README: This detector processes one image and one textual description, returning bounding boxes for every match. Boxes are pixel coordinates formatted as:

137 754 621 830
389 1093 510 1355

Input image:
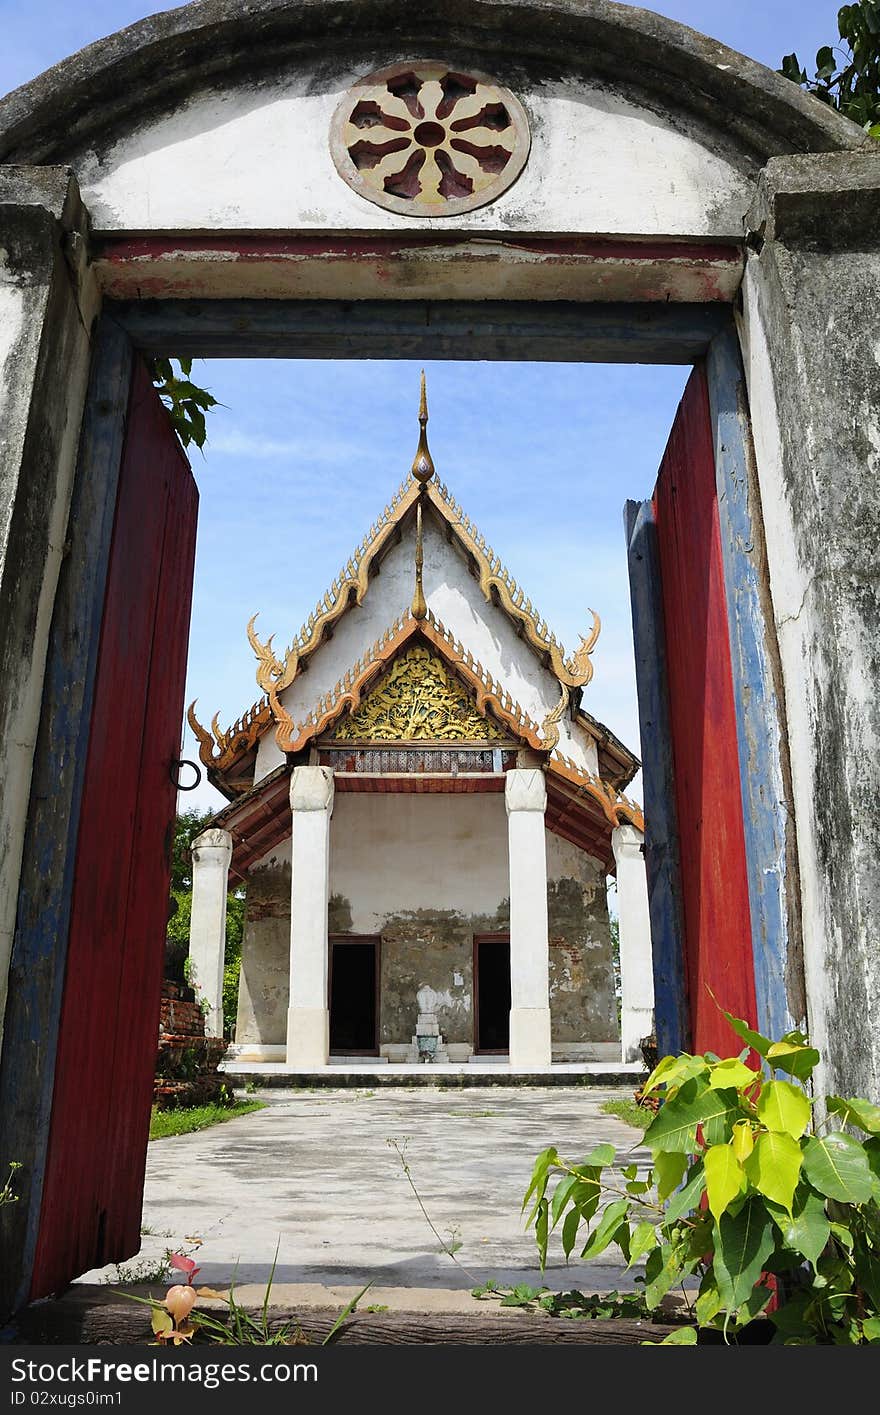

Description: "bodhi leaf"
535 1198 549 1271
704 1144 746 1222
549 1173 580 1229
701 1089 742 1146
522 1146 559 1219
663 1164 707 1225
642 1053 709 1096
644 1243 689 1309
767 1188 831 1269
561 1206 581 1261
827 1095 880 1136
576 1144 616 1170
627 1221 659 1268
757 1079 812 1139
802 1133 874 1204
695 1279 722 1327
744 1131 803 1213
643 1081 739 1154
712 1197 776 1314
579 1199 630 1261
731 1120 755 1163
862 1317 880 1343
721 1010 772 1058
766 1038 820 1081
653 1150 688 1201
708 1058 760 1092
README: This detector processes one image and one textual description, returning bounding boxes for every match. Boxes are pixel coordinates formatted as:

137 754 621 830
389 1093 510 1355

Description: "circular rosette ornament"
330 62 530 217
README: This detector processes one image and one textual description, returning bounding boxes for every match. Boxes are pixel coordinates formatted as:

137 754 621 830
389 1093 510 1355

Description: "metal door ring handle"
171 759 202 791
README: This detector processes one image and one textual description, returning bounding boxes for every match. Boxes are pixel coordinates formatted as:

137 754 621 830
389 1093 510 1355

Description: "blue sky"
2 2 844 814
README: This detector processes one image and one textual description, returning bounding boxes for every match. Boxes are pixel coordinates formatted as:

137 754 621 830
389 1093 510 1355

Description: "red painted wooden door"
653 364 756 1056
31 360 198 1298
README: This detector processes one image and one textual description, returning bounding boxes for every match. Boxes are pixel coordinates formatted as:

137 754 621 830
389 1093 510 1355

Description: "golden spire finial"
411 369 435 485
411 499 427 620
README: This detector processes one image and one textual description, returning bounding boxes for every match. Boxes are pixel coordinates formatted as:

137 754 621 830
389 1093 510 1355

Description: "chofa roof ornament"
330 61 531 217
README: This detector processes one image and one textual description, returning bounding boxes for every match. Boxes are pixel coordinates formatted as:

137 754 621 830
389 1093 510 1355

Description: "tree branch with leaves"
780 0 880 137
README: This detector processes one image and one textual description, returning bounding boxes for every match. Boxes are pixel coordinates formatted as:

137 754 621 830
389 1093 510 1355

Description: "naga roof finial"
410 369 435 485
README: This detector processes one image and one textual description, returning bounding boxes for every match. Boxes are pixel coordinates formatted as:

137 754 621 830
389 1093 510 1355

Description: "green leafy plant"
149 358 218 449
780 1 880 137
525 1012 880 1344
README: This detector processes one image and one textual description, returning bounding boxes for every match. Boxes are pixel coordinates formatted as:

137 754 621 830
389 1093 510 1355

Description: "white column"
287 765 335 1068
612 823 655 1062
188 827 233 1038
505 769 552 1068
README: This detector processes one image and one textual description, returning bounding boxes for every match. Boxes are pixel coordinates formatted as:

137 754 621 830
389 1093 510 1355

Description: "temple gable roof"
189 376 640 814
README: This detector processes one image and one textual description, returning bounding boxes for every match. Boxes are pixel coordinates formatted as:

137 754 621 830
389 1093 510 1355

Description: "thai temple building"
187 379 653 1070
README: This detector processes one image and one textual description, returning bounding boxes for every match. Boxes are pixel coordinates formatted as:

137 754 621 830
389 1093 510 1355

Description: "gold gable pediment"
330 644 509 744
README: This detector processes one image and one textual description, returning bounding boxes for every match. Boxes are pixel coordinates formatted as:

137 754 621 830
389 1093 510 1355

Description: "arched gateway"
0 0 877 1314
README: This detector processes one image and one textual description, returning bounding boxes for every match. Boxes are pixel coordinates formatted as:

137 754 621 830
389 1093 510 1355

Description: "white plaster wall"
75 63 751 236
329 793 508 931
245 791 604 930
254 509 600 782
254 797 599 892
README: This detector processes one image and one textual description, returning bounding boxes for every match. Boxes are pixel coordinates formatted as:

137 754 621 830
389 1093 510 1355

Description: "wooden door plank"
706 329 803 1040
653 365 757 1056
104 440 197 1256
624 498 689 1054
0 319 132 1315
30 360 196 1298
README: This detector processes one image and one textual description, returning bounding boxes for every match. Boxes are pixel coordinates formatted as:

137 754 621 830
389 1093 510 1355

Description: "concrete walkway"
80 1087 650 1303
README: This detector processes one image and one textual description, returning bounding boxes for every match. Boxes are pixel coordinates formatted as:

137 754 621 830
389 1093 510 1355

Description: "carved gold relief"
332 644 509 743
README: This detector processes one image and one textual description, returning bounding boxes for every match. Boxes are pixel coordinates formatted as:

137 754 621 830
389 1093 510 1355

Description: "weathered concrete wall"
236 844 291 1047
255 513 600 784
0 169 96 1041
1 0 864 245
739 154 880 1099
547 835 616 1045
236 791 616 1050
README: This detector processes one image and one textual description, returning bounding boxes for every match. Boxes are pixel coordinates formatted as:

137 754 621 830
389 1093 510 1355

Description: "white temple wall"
72 60 752 238
234 790 616 1053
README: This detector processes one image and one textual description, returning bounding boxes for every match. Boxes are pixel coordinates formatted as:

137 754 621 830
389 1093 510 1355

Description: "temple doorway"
474 935 511 1055
329 937 379 1056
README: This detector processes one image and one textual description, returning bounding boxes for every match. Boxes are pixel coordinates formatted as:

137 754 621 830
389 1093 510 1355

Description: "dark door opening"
474 934 511 1054
329 937 379 1055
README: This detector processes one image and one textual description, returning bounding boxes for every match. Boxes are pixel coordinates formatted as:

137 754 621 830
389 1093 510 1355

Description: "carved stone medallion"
330 62 530 217
331 645 508 742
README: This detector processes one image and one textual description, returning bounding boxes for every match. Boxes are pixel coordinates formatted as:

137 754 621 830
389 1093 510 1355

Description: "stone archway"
0 0 877 1313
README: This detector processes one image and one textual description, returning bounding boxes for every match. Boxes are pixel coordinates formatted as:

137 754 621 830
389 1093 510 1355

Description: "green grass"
600 1098 651 1129
149 1099 265 1141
